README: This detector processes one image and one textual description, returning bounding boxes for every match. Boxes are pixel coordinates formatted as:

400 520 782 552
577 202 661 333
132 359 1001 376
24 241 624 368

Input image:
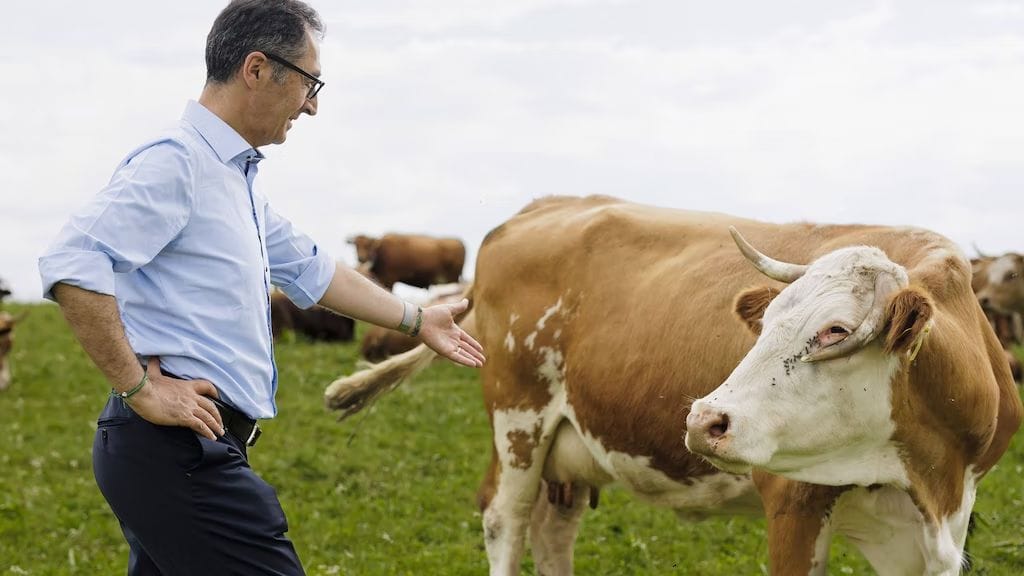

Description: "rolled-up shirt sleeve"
264 204 334 309
39 139 193 301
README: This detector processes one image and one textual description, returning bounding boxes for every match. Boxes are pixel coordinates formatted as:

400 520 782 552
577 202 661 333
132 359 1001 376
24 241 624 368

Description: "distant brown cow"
360 284 468 362
0 311 27 391
347 234 465 291
972 254 1024 382
270 291 354 342
973 253 1024 314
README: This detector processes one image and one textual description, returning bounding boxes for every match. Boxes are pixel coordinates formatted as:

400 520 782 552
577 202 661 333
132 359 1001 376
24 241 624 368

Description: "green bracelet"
112 373 149 401
409 307 423 337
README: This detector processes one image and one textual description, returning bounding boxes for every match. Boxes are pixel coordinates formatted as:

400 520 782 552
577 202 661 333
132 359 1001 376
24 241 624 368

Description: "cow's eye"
816 325 850 347
1007 271 1019 282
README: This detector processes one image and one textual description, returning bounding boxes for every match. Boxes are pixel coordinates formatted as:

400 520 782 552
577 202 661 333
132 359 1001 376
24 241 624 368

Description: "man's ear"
734 286 779 335
241 51 268 88
883 287 933 354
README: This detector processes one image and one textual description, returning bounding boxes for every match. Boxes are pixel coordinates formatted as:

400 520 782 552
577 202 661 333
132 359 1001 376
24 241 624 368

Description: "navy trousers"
93 396 305 575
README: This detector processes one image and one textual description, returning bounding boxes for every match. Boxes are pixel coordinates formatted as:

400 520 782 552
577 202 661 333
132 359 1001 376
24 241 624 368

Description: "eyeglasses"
262 51 324 100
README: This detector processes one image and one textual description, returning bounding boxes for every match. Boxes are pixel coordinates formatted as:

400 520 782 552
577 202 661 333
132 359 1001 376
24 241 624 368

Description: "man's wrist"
397 300 416 334
112 372 149 401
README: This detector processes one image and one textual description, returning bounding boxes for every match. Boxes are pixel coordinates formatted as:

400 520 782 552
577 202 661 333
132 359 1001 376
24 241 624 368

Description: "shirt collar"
182 100 263 165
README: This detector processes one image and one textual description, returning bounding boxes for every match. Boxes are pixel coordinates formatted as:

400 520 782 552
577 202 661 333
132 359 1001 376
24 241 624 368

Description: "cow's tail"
324 284 477 421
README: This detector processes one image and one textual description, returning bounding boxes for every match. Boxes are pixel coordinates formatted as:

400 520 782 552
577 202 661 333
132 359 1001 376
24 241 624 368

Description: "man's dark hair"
205 0 324 84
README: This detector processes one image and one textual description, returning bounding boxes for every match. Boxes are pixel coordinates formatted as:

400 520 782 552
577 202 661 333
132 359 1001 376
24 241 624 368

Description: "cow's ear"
882 287 933 354
734 286 779 335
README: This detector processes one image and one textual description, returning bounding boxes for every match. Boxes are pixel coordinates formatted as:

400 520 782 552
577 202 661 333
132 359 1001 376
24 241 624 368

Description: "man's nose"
302 95 318 116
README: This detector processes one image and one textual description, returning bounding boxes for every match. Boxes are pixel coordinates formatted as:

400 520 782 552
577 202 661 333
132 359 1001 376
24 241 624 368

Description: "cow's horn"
800 271 901 363
729 226 808 283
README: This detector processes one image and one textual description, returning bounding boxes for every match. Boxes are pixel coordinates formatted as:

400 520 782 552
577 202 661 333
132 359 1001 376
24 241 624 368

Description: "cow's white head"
975 253 1024 315
685 228 933 486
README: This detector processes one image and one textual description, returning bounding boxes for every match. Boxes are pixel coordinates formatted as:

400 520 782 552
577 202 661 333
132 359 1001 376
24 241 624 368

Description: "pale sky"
2 0 1023 302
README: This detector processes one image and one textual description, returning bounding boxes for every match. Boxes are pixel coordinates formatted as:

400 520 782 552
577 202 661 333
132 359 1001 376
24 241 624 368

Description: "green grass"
2 302 1023 575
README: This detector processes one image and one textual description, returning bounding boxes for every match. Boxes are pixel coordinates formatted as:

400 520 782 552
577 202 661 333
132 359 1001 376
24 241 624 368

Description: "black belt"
210 397 262 447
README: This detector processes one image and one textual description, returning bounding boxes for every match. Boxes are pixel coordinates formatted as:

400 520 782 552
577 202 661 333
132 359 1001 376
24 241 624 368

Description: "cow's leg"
479 408 561 576
756 473 843 576
529 480 590 576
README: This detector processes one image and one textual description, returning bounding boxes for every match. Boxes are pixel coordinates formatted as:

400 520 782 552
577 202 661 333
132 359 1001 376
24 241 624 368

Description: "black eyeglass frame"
262 51 324 100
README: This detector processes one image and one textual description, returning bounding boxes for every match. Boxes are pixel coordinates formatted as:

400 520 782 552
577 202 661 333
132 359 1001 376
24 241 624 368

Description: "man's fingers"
447 298 470 315
458 333 486 364
461 347 485 366
191 416 218 441
461 333 485 354
194 406 223 438
197 396 224 433
467 347 486 365
452 340 484 367
193 379 220 399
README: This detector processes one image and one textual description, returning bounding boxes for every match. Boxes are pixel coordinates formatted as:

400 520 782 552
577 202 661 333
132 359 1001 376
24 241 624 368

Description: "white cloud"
1 1 1022 301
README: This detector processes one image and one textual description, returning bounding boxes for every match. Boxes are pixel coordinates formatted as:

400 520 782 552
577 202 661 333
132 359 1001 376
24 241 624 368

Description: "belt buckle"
246 422 262 447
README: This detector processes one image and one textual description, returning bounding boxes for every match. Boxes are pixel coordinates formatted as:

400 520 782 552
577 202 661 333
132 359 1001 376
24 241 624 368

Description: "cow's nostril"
708 413 729 438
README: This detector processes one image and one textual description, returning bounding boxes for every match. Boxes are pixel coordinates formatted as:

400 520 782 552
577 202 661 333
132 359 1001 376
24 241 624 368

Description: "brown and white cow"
0 310 27 391
270 291 354 342
326 196 1021 575
972 253 1024 315
346 233 466 291
971 254 1024 382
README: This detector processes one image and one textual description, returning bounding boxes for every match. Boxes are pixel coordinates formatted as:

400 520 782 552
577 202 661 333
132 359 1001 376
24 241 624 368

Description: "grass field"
2 302 1023 575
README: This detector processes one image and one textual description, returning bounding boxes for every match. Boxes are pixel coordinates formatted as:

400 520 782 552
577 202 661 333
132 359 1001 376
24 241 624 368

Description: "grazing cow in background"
360 283 468 362
0 279 11 302
0 311 27 391
326 195 1021 575
971 255 1023 382
270 291 354 342
972 253 1024 314
347 233 466 291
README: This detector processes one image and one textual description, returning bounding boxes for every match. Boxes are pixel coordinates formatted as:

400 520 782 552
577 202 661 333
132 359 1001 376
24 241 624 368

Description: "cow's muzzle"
684 404 731 456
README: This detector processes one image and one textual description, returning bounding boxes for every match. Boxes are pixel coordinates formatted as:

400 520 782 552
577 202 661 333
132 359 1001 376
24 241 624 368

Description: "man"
38 1 484 573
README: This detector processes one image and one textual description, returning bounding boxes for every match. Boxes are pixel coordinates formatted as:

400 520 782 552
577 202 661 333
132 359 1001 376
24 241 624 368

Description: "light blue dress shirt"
39 100 336 419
